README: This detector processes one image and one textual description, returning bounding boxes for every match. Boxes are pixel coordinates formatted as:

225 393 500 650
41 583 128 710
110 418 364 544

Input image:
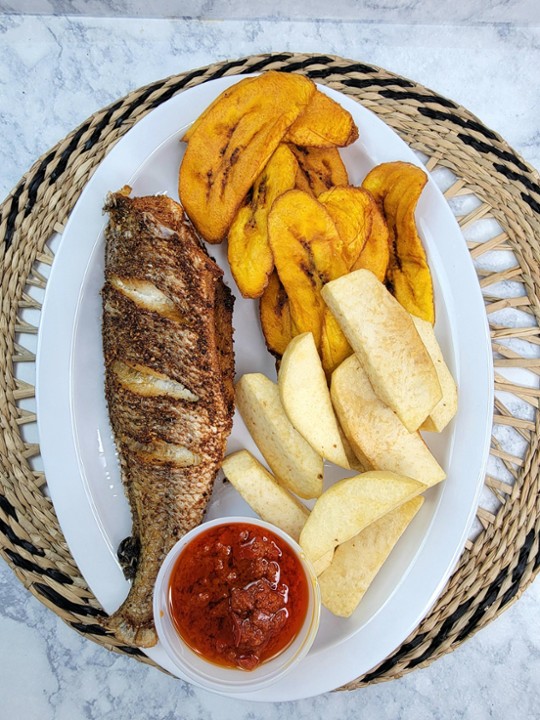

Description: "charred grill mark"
244 176 268 229
244 186 254 206
389 222 402 272
219 119 241 156
214 117 244 199
256 176 268 206
205 169 214 202
276 282 289 316
320 160 333 189
220 145 243 199
229 146 241 166
295 155 316 193
297 236 325 289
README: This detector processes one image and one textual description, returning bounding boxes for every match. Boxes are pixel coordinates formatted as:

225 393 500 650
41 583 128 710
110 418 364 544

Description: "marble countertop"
1 11 539 720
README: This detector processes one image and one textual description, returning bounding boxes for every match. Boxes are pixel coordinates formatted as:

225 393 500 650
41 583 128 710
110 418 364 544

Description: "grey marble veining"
1 0 539 23
1 16 539 198
1 12 539 720
1 558 539 719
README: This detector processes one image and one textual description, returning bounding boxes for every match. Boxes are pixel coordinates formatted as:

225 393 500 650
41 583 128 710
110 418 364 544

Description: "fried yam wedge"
331 354 446 487
221 451 309 542
321 269 441 432
278 332 349 468
362 161 434 322
299 470 424 566
412 315 458 432
268 189 348 354
179 72 316 243
228 145 298 298
291 145 349 197
285 90 359 147
235 373 324 499
319 497 423 617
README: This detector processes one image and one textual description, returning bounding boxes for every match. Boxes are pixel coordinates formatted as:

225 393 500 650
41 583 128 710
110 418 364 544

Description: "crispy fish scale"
319 186 374 270
284 90 359 147
228 144 298 298
268 189 349 362
291 145 349 197
362 161 434 323
105 456 221 647
101 192 234 647
259 271 297 358
178 71 316 243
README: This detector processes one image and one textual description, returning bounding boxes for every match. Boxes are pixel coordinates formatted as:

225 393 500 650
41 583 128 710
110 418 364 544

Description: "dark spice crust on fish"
100 190 234 647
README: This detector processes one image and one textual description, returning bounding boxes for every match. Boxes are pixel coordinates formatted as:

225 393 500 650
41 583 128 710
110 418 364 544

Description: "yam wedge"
299 470 424 565
319 497 424 617
331 354 446 487
321 269 441 432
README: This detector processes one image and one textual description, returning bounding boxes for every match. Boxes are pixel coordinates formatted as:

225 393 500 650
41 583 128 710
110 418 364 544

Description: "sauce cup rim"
153 516 321 694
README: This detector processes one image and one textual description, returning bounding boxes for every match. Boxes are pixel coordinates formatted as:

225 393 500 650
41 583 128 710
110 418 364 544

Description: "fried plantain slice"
259 271 296 358
228 145 298 298
285 90 359 148
321 308 353 375
350 194 390 282
181 76 260 144
179 71 316 243
291 145 349 197
319 186 373 270
268 189 348 357
362 161 433 323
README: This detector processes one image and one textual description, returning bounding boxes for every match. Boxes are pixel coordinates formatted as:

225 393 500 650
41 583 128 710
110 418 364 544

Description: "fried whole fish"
101 189 234 647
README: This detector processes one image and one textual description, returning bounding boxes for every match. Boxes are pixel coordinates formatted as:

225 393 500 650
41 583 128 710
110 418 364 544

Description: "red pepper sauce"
168 522 310 671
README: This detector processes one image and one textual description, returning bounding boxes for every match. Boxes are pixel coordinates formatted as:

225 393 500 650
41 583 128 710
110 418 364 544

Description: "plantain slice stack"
179 71 316 243
179 71 434 372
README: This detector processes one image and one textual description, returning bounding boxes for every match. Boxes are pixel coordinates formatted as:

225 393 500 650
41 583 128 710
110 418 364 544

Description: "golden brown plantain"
227 145 298 298
291 145 349 197
362 161 433 322
284 90 359 147
267 189 350 372
179 72 316 243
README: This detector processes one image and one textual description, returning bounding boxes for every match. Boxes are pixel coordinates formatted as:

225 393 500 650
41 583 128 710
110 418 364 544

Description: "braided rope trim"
1 53 539 688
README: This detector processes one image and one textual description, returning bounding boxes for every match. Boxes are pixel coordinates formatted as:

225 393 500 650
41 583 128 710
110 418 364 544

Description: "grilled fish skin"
101 190 234 647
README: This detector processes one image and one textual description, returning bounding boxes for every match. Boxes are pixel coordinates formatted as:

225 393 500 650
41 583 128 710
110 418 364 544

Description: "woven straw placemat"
1 53 539 689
